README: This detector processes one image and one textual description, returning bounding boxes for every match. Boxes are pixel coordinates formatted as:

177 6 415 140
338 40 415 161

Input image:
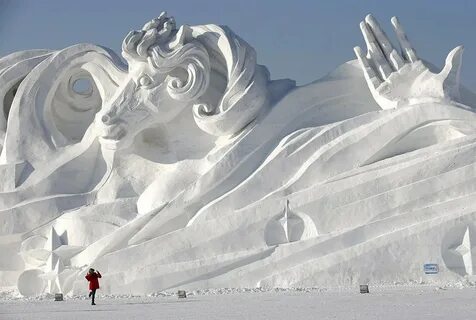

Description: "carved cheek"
125 91 142 111
122 105 150 125
142 88 163 113
105 80 136 115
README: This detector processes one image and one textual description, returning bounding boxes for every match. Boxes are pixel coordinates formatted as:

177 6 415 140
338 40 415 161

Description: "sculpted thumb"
439 45 463 100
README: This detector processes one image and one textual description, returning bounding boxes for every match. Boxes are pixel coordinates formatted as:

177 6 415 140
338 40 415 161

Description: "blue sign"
424 263 439 274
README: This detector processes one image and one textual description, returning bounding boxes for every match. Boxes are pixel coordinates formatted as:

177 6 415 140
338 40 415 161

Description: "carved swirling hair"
121 12 270 136
122 12 210 103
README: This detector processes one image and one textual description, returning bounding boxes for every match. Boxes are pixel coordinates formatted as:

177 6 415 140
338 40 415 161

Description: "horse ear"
169 25 189 48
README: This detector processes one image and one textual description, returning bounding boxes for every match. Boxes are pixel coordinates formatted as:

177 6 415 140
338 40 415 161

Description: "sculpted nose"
100 89 129 126
100 109 118 125
101 114 112 125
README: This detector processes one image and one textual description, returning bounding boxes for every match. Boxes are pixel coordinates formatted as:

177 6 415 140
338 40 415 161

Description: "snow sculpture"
98 11 276 151
1 12 476 296
442 225 476 276
16 269 46 297
354 15 463 109
265 200 318 245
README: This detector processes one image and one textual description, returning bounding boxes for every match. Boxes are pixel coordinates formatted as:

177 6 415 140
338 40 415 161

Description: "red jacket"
85 271 101 290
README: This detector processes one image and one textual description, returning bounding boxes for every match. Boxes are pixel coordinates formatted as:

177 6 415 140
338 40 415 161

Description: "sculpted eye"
138 74 153 88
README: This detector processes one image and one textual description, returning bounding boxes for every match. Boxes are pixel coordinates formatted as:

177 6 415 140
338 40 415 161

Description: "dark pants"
89 289 97 304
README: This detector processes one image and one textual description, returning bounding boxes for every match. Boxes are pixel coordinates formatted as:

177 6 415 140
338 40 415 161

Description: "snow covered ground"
1 286 476 320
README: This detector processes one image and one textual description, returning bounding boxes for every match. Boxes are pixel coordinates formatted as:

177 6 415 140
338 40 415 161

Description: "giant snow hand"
354 14 463 109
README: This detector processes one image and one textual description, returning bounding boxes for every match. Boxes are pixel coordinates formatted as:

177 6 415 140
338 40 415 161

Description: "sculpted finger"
354 46 382 89
365 14 404 70
391 16 418 63
360 21 392 79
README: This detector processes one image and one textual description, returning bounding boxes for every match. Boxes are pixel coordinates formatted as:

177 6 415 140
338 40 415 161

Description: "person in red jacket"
85 268 101 305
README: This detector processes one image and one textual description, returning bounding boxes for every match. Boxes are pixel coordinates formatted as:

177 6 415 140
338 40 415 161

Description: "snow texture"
1 12 476 297
1 286 476 320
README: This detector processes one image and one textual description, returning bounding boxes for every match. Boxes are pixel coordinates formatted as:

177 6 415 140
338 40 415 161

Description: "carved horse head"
97 12 270 150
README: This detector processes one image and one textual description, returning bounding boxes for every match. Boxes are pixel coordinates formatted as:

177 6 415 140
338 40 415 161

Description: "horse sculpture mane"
119 12 273 136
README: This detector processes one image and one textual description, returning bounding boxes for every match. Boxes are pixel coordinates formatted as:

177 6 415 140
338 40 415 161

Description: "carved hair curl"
122 12 210 102
121 12 270 136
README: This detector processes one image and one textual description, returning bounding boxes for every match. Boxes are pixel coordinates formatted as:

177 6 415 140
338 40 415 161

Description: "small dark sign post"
360 284 369 294
54 293 64 301
177 290 187 298
424 264 439 274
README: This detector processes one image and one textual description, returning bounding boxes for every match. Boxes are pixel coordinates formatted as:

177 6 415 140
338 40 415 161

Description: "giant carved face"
96 12 210 150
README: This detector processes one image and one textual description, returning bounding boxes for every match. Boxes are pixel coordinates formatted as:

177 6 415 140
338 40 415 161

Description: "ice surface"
0 12 476 297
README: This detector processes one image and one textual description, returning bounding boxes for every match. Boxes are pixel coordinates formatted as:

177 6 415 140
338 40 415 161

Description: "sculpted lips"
100 123 126 141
